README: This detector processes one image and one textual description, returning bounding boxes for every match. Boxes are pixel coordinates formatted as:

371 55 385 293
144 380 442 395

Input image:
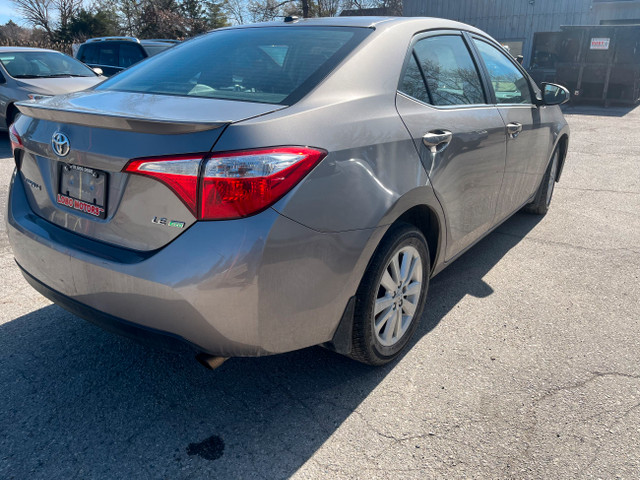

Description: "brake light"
123 147 326 220
200 147 326 219
9 124 22 155
124 155 200 215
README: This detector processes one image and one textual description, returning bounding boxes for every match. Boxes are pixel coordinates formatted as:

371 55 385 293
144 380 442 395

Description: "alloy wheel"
373 245 423 347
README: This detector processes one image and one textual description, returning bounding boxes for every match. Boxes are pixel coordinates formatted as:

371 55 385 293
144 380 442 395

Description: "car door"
471 37 551 223
396 32 507 261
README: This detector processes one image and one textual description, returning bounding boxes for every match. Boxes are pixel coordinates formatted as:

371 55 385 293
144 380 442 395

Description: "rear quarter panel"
217 95 431 232
214 23 446 233
537 103 570 180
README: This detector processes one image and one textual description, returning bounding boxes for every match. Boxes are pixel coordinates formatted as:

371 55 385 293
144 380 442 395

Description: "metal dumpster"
529 25 640 105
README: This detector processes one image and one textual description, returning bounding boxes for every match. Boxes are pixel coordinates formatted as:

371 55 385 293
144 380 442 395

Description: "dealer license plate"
57 164 108 219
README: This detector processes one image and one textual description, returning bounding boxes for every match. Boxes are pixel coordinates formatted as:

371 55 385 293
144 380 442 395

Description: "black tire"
523 148 560 215
349 223 430 366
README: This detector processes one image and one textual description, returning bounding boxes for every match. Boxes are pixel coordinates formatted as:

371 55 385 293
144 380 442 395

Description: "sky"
0 0 24 25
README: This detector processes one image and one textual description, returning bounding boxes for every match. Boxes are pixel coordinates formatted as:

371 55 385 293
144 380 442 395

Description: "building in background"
402 0 640 68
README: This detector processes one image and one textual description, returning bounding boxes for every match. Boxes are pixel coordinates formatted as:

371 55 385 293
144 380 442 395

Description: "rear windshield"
96 26 371 105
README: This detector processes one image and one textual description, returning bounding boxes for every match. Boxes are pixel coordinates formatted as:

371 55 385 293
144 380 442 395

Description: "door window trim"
397 30 490 110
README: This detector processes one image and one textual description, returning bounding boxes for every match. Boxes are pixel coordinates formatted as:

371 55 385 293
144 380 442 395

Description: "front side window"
97 27 370 105
412 35 486 106
473 39 532 104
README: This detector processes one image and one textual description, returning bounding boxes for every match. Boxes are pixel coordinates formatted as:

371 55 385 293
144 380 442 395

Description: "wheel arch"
325 193 446 356
554 131 570 182
393 205 441 275
5 102 19 129
378 185 446 273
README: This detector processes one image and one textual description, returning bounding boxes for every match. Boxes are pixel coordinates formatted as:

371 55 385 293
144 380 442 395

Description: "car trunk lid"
14 91 284 251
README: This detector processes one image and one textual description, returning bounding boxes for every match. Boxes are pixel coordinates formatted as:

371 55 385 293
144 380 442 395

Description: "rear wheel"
523 148 559 215
349 223 430 366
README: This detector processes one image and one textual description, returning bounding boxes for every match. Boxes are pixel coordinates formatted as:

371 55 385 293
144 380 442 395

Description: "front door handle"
506 122 523 138
422 130 453 153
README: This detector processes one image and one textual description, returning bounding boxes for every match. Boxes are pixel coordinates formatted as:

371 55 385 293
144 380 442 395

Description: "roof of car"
0 46 60 53
222 16 486 34
82 37 179 45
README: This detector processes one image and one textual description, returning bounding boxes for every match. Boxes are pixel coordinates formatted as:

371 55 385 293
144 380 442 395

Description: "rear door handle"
422 130 453 153
506 122 523 138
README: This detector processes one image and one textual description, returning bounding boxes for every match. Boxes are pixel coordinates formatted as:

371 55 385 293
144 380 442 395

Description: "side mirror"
541 82 570 106
92 67 104 76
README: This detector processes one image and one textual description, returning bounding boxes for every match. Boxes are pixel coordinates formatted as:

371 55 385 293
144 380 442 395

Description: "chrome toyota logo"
51 132 70 157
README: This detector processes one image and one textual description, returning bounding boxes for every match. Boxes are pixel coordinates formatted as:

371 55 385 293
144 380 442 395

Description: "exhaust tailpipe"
196 354 228 370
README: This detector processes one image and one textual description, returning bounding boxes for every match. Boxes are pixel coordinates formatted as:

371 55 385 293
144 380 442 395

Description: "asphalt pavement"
1 105 639 479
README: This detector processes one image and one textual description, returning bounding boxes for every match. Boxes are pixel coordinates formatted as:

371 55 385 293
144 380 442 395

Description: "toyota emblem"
51 132 70 157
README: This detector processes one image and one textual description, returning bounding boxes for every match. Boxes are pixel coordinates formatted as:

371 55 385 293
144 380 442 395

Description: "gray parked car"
7 17 570 367
0 47 104 130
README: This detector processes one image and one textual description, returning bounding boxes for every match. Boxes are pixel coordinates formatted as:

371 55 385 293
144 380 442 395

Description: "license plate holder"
57 164 108 219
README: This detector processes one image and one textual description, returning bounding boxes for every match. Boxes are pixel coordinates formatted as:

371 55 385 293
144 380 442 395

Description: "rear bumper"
19 264 197 353
6 170 380 356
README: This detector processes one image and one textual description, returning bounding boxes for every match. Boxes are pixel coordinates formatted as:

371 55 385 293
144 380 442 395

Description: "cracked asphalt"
1 105 639 479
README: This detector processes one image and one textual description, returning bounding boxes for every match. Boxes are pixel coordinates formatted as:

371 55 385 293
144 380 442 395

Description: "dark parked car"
75 37 179 76
8 17 570 368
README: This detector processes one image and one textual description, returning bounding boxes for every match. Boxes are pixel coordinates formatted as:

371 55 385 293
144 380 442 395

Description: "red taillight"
200 147 327 219
123 147 326 220
9 124 22 155
124 155 201 215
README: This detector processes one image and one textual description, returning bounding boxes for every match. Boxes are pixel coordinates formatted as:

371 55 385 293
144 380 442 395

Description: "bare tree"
315 0 341 17
138 0 188 38
378 0 401 15
224 0 247 24
53 0 83 31
11 0 55 39
247 0 293 22
0 20 33 44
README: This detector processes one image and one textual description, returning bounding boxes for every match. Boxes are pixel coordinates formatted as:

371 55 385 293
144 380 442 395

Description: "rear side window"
79 44 99 64
399 53 431 104
403 35 485 106
96 27 371 105
473 39 532 104
119 43 145 68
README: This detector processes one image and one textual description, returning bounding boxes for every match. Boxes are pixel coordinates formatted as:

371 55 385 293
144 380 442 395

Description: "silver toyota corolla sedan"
7 17 570 367
0 47 104 130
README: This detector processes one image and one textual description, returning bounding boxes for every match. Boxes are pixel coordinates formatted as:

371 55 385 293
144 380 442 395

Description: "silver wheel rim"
546 152 558 206
373 245 423 347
